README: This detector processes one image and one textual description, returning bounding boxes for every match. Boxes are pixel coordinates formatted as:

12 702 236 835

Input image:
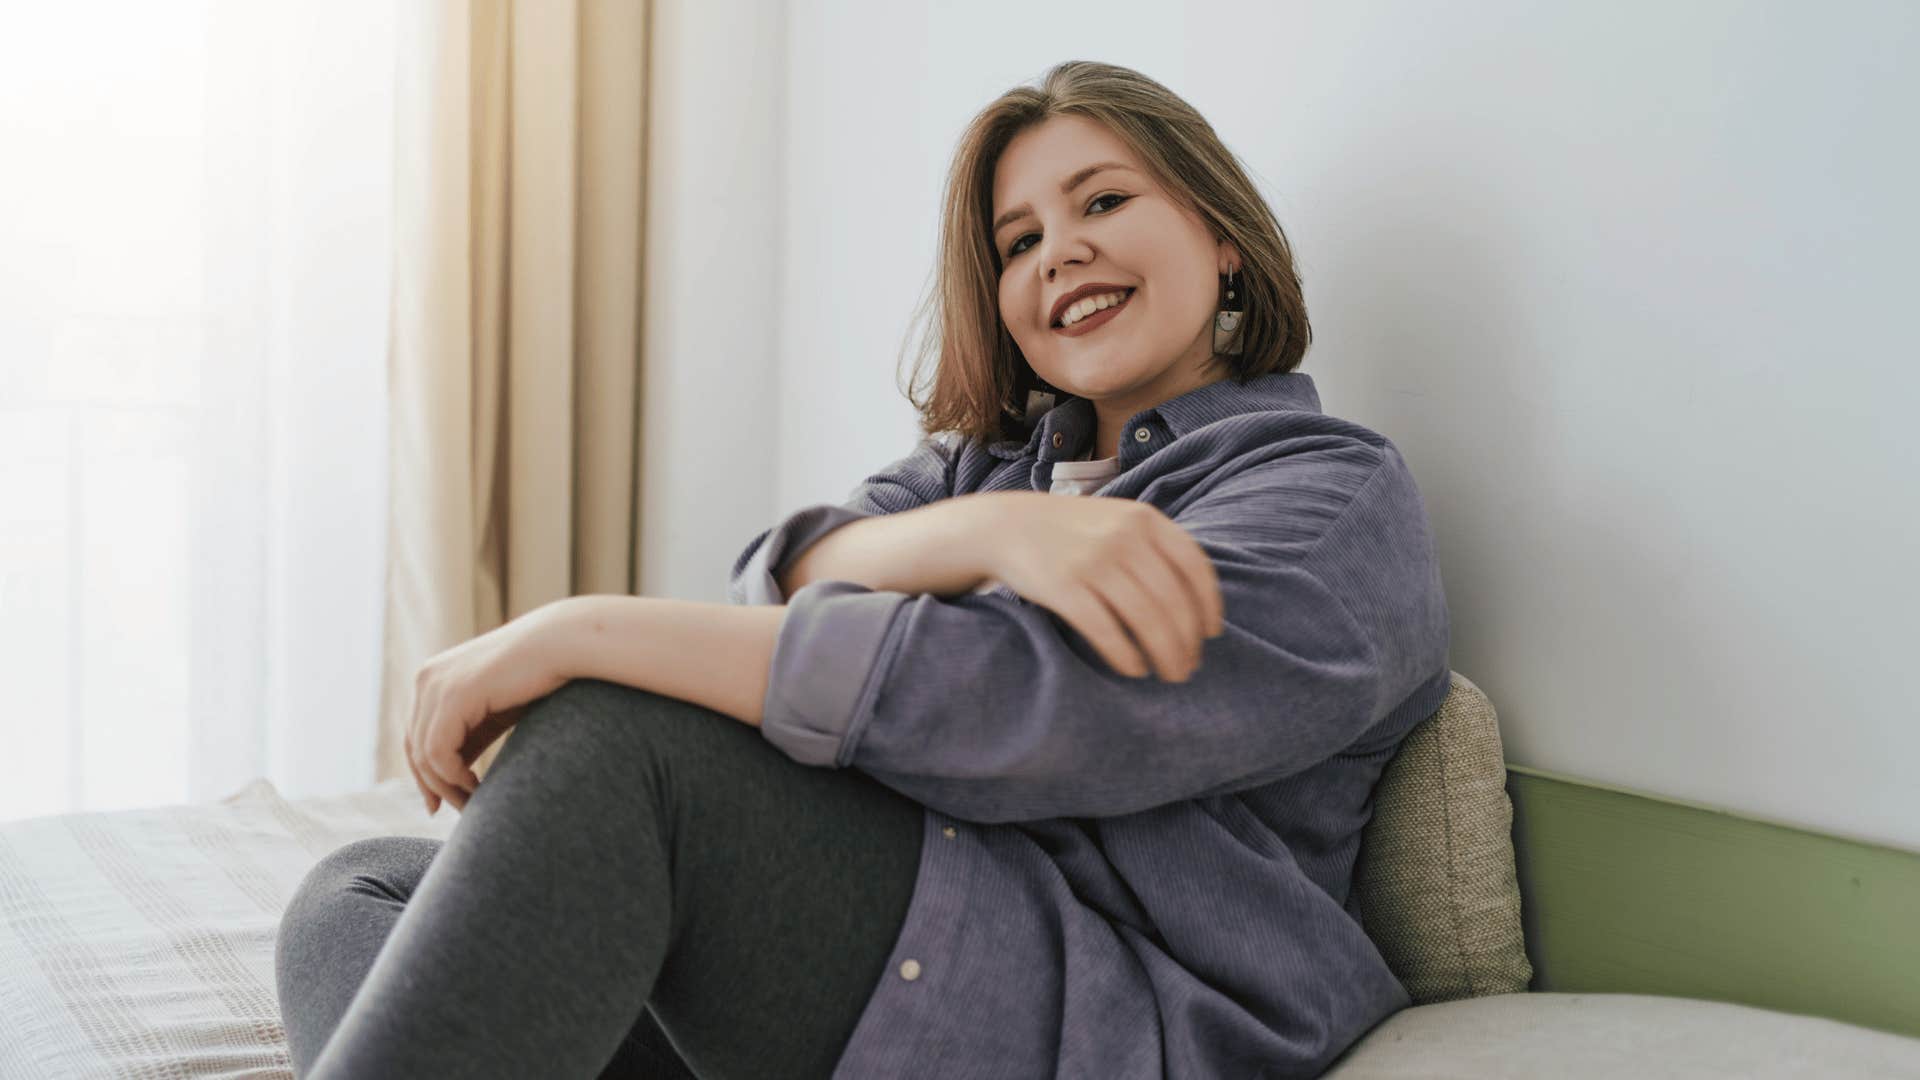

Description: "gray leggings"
273 678 926 1079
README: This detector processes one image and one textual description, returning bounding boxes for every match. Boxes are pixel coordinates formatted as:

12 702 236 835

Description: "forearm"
777 496 995 598
547 594 786 727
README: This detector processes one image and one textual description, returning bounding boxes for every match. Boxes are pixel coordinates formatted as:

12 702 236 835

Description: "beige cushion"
1325 992 1920 1078
1352 670 1533 1003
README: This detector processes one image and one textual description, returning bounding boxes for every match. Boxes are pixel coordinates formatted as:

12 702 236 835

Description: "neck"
1088 343 1227 460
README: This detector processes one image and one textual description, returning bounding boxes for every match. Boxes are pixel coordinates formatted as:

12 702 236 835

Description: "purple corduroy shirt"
727 370 1450 1078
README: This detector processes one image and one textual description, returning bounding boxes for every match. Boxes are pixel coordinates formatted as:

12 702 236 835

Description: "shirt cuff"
760 580 912 767
729 504 879 606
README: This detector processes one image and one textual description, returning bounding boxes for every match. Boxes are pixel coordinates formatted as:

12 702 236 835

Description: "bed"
5 672 1919 1078
0 777 455 1078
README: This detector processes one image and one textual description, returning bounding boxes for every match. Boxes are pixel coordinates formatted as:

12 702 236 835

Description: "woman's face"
992 114 1236 405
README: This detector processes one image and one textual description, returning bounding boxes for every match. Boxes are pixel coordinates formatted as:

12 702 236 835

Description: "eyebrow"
992 161 1138 238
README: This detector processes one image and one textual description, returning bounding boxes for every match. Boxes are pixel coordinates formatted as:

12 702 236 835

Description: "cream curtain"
380 0 651 785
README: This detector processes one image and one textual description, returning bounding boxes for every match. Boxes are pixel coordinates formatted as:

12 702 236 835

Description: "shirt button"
899 959 922 980
1051 432 1064 448
1134 427 1151 442
942 826 957 839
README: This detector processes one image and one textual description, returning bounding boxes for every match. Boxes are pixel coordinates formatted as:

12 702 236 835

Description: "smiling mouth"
1053 288 1136 334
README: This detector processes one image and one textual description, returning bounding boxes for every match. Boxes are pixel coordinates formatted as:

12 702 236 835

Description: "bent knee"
284 836 436 913
504 679 732 762
531 678 720 730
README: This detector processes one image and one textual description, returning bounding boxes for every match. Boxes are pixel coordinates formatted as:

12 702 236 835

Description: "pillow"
1352 670 1534 1003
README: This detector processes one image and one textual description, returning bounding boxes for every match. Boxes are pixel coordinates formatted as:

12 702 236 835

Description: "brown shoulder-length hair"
898 60 1313 448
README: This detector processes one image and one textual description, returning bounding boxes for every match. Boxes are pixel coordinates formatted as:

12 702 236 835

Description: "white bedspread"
0 778 456 1079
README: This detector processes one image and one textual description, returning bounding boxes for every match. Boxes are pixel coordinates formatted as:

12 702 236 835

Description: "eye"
1004 193 1131 259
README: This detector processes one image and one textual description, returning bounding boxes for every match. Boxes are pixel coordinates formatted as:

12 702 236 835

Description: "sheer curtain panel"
0 1 397 821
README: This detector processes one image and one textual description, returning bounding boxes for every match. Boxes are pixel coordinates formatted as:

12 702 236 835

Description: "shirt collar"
986 370 1323 470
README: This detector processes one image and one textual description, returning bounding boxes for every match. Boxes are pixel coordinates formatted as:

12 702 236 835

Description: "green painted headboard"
1505 763 1920 1039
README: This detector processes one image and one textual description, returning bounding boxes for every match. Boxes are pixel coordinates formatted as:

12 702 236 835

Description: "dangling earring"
1213 267 1245 356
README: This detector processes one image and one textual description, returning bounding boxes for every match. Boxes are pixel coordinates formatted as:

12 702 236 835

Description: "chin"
1070 357 1152 391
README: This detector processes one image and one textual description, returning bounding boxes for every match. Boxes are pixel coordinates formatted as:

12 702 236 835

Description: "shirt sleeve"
756 438 1452 824
726 433 957 606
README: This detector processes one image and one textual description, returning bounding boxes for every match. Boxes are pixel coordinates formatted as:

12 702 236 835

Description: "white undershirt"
1048 443 1122 496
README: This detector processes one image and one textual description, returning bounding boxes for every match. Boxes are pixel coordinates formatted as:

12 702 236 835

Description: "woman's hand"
977 492 1226 682
407 601 574 815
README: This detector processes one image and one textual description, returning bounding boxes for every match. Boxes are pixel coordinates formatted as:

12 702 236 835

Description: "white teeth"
1059 289 1129 328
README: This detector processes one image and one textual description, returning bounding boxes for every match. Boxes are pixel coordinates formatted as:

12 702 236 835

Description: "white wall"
658 1 1920 850
640 0 789 604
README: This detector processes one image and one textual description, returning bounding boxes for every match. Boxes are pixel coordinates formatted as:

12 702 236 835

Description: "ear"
1216 236 1242 276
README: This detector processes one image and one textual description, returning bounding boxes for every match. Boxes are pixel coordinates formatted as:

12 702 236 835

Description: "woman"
275 59 1450 1079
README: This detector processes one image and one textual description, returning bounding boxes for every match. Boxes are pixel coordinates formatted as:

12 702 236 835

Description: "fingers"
416 722 468 813
1057 588 1151 679
1151 517 1226 638
1118 545 1210 677
411 730 459 812
419 753 464 813
404 739 438 815
406 680 440 814
1088 559 1196 682
408 678 465 814
428 724 480 805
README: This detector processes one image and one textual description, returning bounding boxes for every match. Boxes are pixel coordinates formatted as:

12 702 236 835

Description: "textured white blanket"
0 778 457 1079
